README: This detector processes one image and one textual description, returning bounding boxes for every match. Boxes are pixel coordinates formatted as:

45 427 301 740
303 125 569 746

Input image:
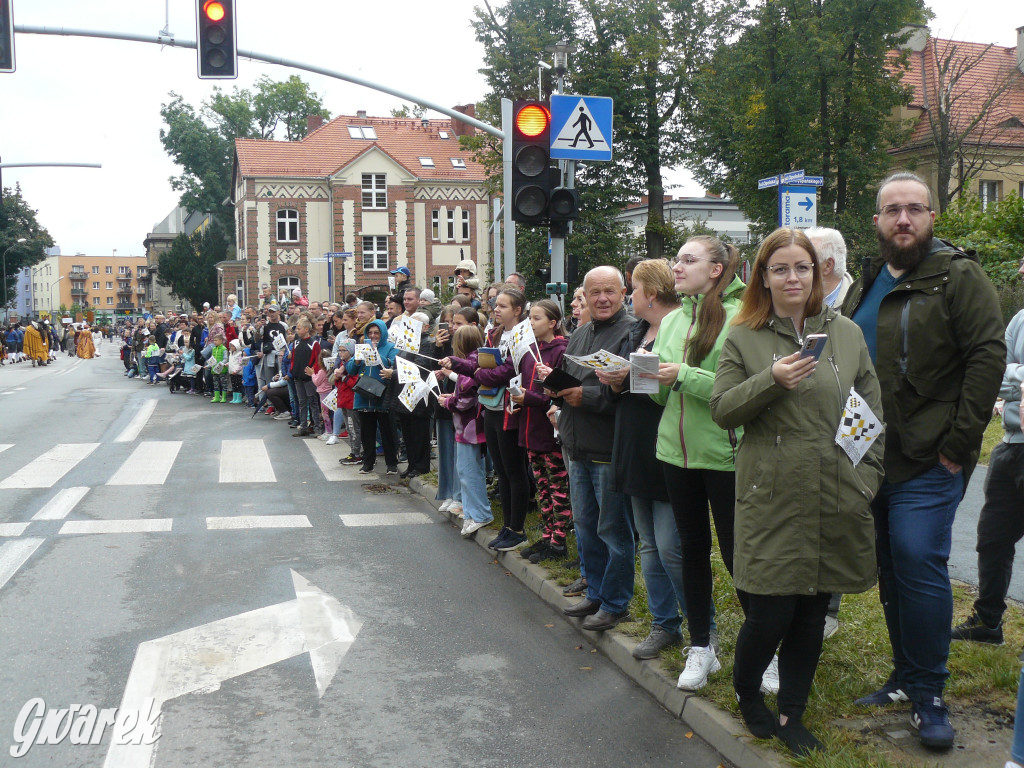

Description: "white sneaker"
273 412 291 420
760 655 780 696
823 615 839 640
462 519 488 537
438 499 453 512
325 434 338 445
676 645 721 691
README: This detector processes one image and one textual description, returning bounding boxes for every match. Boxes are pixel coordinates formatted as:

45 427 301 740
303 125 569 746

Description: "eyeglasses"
672 254 711 267
766 263 814 278
878 203 931 218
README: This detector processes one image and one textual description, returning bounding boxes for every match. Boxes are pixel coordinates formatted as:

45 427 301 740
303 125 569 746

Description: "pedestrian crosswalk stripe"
114 399 158 443
0 523 30 537
31 487 90 520
0 444 12 455
206 515 312 530
219 439 276 483
0 443 100 489
0 538 45 592
59 519 174 535
107 441 183 486
303 440 349 481
339 512 433 527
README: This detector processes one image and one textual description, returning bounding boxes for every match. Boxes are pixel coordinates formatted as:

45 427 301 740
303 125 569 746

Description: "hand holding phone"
799 333 828 362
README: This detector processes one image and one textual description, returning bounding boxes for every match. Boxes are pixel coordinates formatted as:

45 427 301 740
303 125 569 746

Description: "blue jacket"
242 346 258 387
346 319 397 411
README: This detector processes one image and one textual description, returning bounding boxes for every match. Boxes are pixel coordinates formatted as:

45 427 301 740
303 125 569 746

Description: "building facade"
889 25 1024 208
615 194 755 250
226 110 492 307
141 207 207 315
26 254 148 320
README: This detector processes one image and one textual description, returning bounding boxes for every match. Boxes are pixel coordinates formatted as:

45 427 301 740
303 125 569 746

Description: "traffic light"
196 0 237 79
511 100 552 224
548 186 579 236
0 0 14 74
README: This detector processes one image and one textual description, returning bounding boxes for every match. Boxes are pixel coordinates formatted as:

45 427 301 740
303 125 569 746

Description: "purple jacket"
444 374 485 444
447 327 520 430
517 335 568 452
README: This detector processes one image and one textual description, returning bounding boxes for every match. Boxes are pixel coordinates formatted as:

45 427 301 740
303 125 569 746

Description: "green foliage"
390 103 426 119
629 214 725 262
1 185 55 310
935 192 1024 287
687 0 926 259
471 0 739 260
159 76 329 214
156 221 230 311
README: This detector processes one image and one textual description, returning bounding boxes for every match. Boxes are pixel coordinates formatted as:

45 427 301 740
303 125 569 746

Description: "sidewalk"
406 472 1017 768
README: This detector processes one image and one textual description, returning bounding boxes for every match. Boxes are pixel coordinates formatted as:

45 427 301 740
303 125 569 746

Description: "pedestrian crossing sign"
550 94 614 161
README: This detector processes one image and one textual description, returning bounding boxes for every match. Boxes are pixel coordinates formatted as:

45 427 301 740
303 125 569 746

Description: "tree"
471 0 739 260
687 0 925 257
1 184 55 312
390 104 427 119
913 38 1020 213
159 76 330 214
156 221 229 311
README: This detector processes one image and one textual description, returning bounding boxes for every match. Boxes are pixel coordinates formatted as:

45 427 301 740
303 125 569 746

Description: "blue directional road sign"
758 175 780 190
550 94 614 161
778 185 817 229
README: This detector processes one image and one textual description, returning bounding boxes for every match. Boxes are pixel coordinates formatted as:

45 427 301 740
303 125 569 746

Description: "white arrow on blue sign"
778 184 817 229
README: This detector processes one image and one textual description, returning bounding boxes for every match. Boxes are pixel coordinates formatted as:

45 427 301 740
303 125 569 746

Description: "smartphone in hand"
799 333 828 362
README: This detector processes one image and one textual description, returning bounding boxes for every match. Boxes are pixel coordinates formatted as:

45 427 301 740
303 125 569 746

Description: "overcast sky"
1 0 1019 258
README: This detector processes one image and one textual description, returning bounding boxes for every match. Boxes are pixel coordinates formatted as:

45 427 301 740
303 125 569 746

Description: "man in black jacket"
254 304 287 392
555 266 635 632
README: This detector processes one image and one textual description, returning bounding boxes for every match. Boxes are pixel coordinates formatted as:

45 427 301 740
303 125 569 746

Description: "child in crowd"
331 342 361 456
313 347 334 439
163 343 186 393
511 299 571 563
432 306 461 512
439 324 491 537
209 333 229 402
227 339 245 403
145 334 161 384
242 346 258 406
181 341 198 394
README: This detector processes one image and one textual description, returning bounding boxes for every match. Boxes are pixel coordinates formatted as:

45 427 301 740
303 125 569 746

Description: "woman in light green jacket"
710 228 884 757
650 237 745 692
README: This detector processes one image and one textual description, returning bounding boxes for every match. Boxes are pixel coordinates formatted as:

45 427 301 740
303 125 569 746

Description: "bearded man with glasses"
844 171 1005 750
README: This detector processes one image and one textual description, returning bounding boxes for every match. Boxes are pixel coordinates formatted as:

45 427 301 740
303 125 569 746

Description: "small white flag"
835 387 884 466
396 356 420 385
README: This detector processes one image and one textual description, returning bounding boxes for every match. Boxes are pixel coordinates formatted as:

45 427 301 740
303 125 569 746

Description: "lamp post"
2 237 28 323
49 276 65 316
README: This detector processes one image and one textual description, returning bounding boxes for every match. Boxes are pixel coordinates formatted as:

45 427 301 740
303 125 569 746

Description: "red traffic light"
203 0 226 22
515 104 550 138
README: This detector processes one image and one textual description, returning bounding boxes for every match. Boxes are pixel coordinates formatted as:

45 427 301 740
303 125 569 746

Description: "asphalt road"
0 347 728 768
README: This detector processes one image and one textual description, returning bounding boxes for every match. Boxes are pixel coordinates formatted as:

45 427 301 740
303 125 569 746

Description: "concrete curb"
408 476 787 768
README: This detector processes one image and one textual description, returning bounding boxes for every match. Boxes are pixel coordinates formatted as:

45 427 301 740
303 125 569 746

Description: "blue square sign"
550 94 614 161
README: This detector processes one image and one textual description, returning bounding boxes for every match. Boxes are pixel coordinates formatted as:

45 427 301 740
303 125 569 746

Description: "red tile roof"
235 114 488 181
894 36 1024 150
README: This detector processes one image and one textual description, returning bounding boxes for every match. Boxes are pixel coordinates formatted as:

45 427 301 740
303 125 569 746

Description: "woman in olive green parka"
710 228 884 757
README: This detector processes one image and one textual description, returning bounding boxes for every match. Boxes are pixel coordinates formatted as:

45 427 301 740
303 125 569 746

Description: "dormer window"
438 131 450 139
347 126 378 139
450 158 467 169
418 157 435 167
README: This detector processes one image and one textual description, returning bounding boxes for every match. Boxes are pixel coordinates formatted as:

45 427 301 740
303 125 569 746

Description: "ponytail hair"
684 236 740 367
530 299 566 337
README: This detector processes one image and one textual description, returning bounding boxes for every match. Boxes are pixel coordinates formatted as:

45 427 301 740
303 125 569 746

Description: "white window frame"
92 297 100 305
92 281 100 290
450 158 467 169
461 210 470 240
431 210 440 240
347 126 378 140
446 210 455 240
106 281 113 290
276 209 299 242
92 266 100 274
418 157 435 168
119 266 130 274
106 296 114 305
438 131 449 139
979 180 999 211
105 266 112 274
362 174 387 209
362 236 389 271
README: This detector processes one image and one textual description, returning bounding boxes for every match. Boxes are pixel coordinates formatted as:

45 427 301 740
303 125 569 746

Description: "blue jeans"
569 459 635 615
147 363 159 382
873 462 963 702
632 497 686 635
435 420 461 502
456 442 491 524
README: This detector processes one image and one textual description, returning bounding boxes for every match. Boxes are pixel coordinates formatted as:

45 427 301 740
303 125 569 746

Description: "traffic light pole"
501 98 515 278
548 65 572 307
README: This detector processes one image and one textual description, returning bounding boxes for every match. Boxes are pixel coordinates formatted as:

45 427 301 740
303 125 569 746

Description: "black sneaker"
520 539 546 560
530 543 567 564
386 466 399 475
292 425 312 437
854 671 910 707
487 527 511 550
910 697 955 749
340 454 361 465
496 531 528 551
950 613 1003 645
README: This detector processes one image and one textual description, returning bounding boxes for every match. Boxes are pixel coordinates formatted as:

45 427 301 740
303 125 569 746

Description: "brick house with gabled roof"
225 110 492 307
889 25 1024 209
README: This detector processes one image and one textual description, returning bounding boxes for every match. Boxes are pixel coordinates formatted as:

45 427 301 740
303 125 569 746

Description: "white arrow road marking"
0 443 99 489
114 399 158 443
219 439 276 483
103 570 361 768
0 538 45 592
